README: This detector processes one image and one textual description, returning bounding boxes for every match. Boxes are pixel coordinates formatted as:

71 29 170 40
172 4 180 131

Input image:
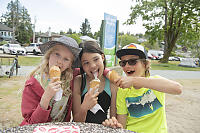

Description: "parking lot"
0 49 43 57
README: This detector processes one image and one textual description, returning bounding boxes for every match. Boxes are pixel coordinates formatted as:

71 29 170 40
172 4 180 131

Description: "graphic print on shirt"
126 89 162 118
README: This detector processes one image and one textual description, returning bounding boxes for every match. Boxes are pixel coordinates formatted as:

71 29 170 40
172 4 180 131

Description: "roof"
35 32 61 38
0 23 12 31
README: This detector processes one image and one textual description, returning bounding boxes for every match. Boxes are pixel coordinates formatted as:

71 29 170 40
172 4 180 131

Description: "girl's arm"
117 114 127 129
72 76 87 122
116 76 182 95
72 76 99 122
109 82 117 118
21 77 58 126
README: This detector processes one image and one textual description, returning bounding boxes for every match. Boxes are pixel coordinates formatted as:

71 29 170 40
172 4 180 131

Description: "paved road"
150 70 200 79
1 66 199 79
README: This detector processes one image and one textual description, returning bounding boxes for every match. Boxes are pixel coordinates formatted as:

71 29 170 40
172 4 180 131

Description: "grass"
150 60 200 71
18 56 41 66
0 76 24 129
0 56 41 66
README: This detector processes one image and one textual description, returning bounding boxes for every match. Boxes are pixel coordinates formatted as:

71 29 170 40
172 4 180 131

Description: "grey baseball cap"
39 36 82 68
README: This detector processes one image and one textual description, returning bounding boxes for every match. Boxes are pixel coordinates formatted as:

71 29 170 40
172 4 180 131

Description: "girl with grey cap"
20 36 81 126
103 43 182 133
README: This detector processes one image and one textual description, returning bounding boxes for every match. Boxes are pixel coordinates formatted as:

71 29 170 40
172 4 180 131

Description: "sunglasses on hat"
119 59 139 67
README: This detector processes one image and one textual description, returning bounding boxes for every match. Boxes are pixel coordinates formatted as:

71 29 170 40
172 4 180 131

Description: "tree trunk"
161 0 169 63
160 1 183 63
160 41 175 63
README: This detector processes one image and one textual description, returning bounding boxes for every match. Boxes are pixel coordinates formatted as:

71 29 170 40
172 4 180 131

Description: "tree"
67 28 73 34
93 31 100 40
1 0 33 44
17 6 33 44
118 34 139 48
126 0 200 63
67 34 82 44
60 30 65 35
80 18 92 37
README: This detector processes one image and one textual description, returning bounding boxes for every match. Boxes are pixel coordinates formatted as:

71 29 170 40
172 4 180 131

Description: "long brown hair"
78 41 106 92
79 41 106 74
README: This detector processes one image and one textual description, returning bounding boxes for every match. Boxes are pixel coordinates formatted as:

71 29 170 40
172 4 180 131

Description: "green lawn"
150 60 200 71
0 56 42 66
18 56 42 66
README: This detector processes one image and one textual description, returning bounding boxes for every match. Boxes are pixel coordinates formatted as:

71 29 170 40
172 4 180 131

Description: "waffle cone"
49 66 61 81
90 80 100 89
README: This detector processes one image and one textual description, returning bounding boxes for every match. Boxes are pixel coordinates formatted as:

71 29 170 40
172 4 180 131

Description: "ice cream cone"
49 66 61 81
108 70 120 83
90 79 100 89
49 66 62 101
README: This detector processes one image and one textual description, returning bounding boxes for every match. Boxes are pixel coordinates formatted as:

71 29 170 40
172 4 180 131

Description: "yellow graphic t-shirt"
117 75 167 133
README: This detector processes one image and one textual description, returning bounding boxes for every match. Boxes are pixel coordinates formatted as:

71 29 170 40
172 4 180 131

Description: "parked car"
148 53 156 60
168 56 181 61
25 43 42 55
148 50 164 60
0 45 3 50
174 57 181 61
3 43 26 55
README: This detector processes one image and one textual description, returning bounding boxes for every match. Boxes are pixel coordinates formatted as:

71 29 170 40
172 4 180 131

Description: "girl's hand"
81 87 99 111
40 77 61 110
102 117 123 129
43 77 62 100
115 77 134 89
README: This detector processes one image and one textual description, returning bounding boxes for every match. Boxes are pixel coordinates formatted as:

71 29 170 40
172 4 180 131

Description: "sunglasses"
119 59 139 67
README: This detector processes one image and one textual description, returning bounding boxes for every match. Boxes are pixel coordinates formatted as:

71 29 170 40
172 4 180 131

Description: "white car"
3 44 26 55
25 43 42 55
0 45 3 50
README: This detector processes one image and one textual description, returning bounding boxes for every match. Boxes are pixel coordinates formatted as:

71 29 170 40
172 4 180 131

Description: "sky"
0 0 146 34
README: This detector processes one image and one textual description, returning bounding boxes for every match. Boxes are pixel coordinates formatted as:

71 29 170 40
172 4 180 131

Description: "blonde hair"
28 45 73 94
140 59 151 77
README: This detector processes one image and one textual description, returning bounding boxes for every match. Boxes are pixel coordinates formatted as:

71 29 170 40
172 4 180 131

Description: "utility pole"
11 0 15 43
33 16 36 43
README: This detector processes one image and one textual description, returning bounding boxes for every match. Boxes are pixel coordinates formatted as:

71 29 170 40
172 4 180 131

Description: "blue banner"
104 13 117 54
